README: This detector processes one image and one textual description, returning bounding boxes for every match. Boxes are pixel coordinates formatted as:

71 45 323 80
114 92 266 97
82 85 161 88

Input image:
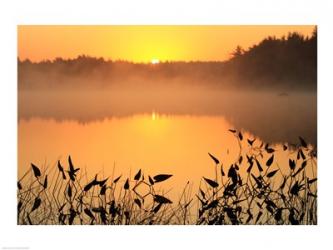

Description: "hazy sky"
18 25 315 62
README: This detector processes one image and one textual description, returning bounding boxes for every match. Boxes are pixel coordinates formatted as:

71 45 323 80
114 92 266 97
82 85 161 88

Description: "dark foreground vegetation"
17 132 317 225
18 29 317 91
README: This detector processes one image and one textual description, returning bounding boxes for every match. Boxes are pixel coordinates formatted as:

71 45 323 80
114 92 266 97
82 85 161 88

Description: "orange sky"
18 25 315 63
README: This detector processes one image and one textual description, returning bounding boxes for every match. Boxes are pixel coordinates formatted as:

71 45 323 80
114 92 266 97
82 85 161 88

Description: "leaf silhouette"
228 129 236 133
238 131 243 141
203 177 219 188
68 155 75 172
289 209 299 225
266 155 274 167
238 155 243 164
43 175 48 189
18 201 22 214
109 200 117 216
290 181 301 196
199 188 206 199
84 182 94 192
134 169 141 181
97 177 108 187
234 164 239 170
57 161 66 179
68 155 80 181
69 208 76 225
289 159 296 170
265 144 275 153
67 184 72 198
84 208 95 220
275 208 282 221
247 138 255 146
148 175 154 185
100 185 106 195
266 148 275 154
68 157 79 180
154 195 172 204
92 207 106 213
280 177 287 190
300 149 306 160
26 213 33 225
113 175 122 183
266 169 278 178
205 200 219 210
292 161 307 177
308 178 317 184
265 199 277 209
299 136 307 148
221 166 225 176
134 198 142 208
251 174 262 188
68 173 75 182
255 159 263 172
246 161 253 173
31 163 41 178
31 197 41 212
153 174 172 183
246 210 253 224
208 153 219 165
228 166 238 184
84 175 98 192
255 211 263 224
246 154 253 163
124 178 129 190
153 203 162 213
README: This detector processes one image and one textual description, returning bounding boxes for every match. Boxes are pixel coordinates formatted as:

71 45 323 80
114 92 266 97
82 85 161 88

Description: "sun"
151 59 160 64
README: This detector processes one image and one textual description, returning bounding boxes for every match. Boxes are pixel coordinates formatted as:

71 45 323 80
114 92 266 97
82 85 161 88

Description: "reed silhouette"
17 132 317 225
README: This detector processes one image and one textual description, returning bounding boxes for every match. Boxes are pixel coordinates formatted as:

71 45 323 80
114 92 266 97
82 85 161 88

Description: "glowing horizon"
18 25 315 63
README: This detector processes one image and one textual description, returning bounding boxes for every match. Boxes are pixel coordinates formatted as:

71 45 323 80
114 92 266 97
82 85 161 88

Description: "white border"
1 0 333 250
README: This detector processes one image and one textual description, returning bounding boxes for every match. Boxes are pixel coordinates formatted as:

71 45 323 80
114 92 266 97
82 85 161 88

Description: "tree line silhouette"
18 28 316 91
226 28 317 90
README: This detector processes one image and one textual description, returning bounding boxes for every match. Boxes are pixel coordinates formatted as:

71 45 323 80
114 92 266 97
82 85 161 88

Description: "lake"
18 89 317 200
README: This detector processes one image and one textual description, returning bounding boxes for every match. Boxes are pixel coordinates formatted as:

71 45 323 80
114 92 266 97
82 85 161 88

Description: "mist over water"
19 85 316 144
18 58 317 199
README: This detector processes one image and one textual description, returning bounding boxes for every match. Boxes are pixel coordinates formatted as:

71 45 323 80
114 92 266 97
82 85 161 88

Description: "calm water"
18 89 317 199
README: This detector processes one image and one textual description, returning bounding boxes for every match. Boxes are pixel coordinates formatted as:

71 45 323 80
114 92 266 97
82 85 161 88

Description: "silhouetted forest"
18 29 316 91
226 28 317 90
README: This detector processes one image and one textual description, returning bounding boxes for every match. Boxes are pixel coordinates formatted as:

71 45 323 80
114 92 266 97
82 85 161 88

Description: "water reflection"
18 114 316 201
18 89 317 144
